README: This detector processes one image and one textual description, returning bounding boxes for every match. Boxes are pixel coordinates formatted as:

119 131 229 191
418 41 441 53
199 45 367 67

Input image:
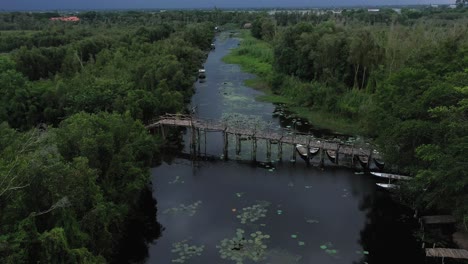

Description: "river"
145 32 424 264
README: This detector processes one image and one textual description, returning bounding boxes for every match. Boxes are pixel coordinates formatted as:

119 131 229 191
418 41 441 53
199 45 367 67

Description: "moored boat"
376 183 399 189
295 144 320 161
357 155 369 168
198 68 206 79
371 172 411 181
373 158 385 170
326 150 336 163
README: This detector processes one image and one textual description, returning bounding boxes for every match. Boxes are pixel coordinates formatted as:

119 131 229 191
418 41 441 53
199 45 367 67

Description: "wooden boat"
376 183 399 189
326 150 336 163
295 145 319 161
373 158 385 170
198 69 206 78
357 155 369 168
371 172 411 181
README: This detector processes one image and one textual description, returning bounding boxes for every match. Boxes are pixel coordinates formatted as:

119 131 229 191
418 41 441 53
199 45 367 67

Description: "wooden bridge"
147 114 381 167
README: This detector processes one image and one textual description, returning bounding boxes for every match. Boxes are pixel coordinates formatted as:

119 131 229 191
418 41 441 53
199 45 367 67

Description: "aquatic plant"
236 201 270 224
169 175 184 184
217 229 270 263
320 242 339 257
171 239 205 263
163 201 202 217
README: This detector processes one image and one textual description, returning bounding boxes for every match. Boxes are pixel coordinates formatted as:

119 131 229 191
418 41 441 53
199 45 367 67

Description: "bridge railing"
146 114 377 156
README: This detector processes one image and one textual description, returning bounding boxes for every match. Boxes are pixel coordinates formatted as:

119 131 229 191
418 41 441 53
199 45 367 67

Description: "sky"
0 0 455 11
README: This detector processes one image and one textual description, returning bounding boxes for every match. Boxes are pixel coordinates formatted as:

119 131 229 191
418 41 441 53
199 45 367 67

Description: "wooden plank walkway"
426 248 468 259
422 215 456 225
147 114 380 158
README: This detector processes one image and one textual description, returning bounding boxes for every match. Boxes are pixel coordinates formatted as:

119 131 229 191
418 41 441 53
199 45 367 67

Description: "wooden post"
292 143 297 163
351 145 355 167
204 129 207 157
266 140 271 162
367 150 372 169
277 141 283 162
191 125 197 157
223 130 228 161
335 144 340 165
252 136 257 161
197 128 201 157
319 147 324 168
306 136 311 166
161 125 165 139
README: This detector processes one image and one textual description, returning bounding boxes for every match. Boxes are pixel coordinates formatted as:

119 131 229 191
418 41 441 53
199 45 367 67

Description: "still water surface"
147 33 423 264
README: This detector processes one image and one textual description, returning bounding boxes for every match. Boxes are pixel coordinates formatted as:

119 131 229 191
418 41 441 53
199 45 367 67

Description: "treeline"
0 12 215 263
245 9 467 226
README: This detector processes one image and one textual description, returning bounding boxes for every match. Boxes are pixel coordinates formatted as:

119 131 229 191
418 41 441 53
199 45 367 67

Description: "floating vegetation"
356 250 370 255
217 229 270 263
171 239 205 263
276 210 283 215
169 175 184 184
320 242 339 256
304 185 312 189
236 192 244 198
305 218 319 224
237 201 270 224
163 201 202 217
298 241 306 246
290 234 297 239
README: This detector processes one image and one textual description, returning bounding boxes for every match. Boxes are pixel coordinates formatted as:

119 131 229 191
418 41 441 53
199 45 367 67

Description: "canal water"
146 33 424 264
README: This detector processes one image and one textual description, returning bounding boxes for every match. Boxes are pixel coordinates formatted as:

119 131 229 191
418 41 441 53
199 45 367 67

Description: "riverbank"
222 30 363 136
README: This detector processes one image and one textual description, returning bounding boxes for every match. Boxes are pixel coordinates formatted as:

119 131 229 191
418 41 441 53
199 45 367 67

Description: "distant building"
331 10 343 15
49 16 80 22
367 9 380 12
431 4 439 8
392 8 402 14
243 23 252 29
449 4 457 9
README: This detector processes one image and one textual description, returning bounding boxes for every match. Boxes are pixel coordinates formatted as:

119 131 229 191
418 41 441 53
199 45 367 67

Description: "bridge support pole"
197 129 201 157
252 137 257 162
223 131 228 161
319 148 324 168
160 125 166 140
277 142 282 162
235 134 241 156
266 140 271 162
292 144 297 163
335 145 340 165
367 151 372 169
204 129 207 157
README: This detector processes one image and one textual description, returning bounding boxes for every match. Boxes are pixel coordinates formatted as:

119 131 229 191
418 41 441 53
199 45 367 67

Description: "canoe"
326 150 336 163
357 155 368 168
296 145 320 161
371 172 411 181
373 158 385 170
376 183 399 189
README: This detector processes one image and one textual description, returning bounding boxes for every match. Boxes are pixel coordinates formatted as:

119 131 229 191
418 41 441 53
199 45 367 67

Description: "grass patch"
289 107 363 135
223 30 362 136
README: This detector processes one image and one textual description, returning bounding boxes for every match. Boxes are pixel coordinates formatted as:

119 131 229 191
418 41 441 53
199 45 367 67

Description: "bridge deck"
147 115 378 158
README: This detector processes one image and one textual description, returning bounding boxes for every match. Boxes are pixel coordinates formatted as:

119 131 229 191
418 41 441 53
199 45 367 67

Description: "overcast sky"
0 0 455 10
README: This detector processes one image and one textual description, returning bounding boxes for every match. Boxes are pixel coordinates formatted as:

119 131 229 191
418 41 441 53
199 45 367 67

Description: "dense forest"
0 10 249 263
0 7 467 263
226 7 468 231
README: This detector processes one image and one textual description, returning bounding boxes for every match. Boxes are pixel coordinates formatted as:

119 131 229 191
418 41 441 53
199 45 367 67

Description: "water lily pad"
291 234 297 239
320 245 327 250
298 241 305 246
